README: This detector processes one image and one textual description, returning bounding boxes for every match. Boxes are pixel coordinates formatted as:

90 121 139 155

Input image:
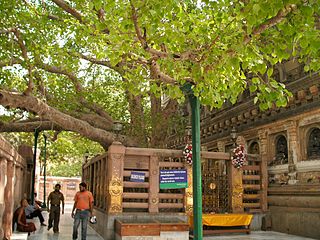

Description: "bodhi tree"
0 0 320 150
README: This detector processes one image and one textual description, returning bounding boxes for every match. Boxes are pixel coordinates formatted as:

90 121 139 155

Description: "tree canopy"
1 0 320 151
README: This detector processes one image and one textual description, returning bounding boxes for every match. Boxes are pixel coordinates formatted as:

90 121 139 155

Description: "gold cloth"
189 213 253 227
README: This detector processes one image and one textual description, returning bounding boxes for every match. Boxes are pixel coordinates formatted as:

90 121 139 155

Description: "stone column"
286 120 299 164
107 142 125 214
2 159 14 239
258 129 268 212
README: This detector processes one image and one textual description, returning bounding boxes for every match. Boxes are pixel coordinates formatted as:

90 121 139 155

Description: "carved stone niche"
247 140 260 154
300 123 320 161
247 140 260 166
307 128 320 160
268 132 288 166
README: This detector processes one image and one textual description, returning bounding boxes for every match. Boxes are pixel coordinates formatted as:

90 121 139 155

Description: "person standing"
47 183 65 233
72 182 94 240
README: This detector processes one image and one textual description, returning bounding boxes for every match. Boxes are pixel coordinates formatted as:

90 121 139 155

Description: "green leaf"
252 77 260 84
94 0 102 10
270 81 278 88
267 68 273 77
253 4 261 15
249 85 257 92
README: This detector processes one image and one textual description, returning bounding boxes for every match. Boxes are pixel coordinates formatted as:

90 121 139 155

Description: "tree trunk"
127 91 148 146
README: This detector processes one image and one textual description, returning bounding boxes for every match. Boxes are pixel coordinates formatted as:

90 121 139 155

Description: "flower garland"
231 145 247 169
183 144 193 165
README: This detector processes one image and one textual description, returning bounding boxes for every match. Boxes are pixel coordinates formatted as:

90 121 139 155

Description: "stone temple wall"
0 136 30 240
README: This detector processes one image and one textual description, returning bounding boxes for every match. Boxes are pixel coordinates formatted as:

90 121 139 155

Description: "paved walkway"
14 204 103 240
12 204 316 240
203 231 316 240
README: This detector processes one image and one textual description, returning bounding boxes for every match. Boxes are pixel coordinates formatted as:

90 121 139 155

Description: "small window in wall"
307 128 320 159
271 135 288 165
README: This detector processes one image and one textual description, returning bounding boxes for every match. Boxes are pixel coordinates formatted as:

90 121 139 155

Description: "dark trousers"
48 206 60 232
26 209 45 223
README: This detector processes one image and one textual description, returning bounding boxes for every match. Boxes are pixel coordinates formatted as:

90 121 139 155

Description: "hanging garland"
183 143 193 165
231 144 247 169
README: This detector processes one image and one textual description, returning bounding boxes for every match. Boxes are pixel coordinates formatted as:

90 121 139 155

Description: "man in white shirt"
25 199 47 226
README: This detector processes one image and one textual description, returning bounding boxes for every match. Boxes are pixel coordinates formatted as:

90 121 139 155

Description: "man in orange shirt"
71 182 94 240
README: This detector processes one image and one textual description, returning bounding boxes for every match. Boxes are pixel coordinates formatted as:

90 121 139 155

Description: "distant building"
36 176 81 203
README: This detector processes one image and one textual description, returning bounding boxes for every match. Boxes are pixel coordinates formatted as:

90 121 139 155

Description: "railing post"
107 142 125 213
185 164 193 215
228 159 244 213
149 155 159 213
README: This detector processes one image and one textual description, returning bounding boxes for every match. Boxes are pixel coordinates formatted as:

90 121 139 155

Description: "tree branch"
0 120 63 132
0 90 135 148
72 52 112 68
51 0 110 34
36 61 83 92
244 4 297 44
51 0 83 23
5 28 34 95
52 130 61 141
149 60 176 84
36 61 114 121
0 58 22 68
75 112 113 131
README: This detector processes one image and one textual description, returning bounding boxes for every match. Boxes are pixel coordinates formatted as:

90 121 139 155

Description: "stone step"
11 232 28 240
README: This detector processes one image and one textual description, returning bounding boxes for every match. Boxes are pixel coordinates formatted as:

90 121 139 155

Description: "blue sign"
159 169 188 189
130 171 145 182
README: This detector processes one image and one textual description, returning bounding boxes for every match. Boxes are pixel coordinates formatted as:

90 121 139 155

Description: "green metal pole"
42 134 47 208
189 93 203 240
31 129 39 205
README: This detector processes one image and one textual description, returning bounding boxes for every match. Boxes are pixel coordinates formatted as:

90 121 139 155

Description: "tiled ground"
203 231 316 240
26 204 103 240
18 204 316 240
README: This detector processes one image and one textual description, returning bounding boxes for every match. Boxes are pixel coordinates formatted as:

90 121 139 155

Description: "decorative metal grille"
202 159 229 213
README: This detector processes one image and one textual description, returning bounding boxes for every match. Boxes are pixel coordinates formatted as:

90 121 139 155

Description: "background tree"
1 0 320 153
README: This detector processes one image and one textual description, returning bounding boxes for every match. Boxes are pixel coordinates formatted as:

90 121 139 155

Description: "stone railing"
82 142 249 215
82 142 256 239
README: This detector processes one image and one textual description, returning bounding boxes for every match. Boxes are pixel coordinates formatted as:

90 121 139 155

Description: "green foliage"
0 0 320 156
43 132 103 176
2 131 103 177
2 0 320 110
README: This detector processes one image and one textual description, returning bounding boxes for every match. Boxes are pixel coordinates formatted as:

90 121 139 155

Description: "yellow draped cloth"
189 213 253 227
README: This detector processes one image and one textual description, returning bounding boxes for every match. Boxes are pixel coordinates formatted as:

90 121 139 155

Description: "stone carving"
109 178 122 196
288 164 298 185
269 173 289 185
110 204 122 212
186 205 193 215
110 153 123 160
108 177 122 213
270 135 288 166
